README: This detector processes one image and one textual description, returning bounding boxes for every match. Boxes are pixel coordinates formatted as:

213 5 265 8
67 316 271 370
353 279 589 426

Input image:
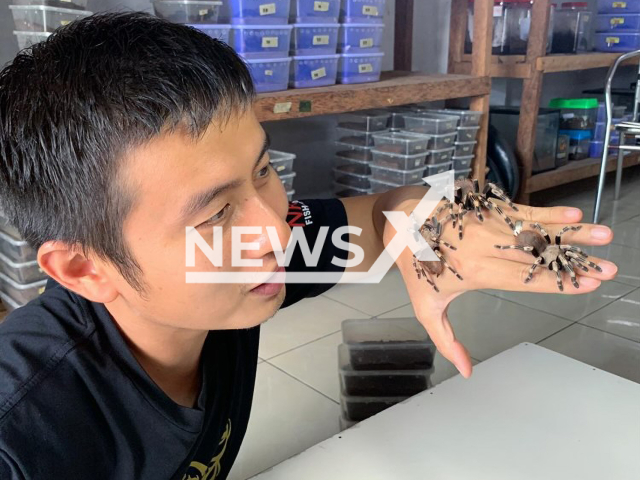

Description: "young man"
0 13 617 480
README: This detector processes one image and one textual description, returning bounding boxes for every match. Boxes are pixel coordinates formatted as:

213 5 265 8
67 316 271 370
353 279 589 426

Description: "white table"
251 343 640 480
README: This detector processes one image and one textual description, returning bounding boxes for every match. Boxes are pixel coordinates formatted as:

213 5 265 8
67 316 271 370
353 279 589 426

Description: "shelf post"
394 0 415 71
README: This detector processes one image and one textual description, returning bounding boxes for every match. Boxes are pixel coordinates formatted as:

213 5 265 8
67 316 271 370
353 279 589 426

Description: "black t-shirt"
0 198 348 480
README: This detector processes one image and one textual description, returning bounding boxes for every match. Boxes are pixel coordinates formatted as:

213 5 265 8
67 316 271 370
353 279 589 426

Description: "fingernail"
591 227 611 240
579 277 601 288
598 260 617 275
564 208 582 220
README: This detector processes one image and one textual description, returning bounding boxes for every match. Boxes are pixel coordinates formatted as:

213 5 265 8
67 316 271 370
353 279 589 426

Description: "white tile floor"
227 168 640 480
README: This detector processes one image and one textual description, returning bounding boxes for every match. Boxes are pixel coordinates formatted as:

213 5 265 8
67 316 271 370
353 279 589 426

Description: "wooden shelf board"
526 152 640 193
254 72 491 122
537 52 640 73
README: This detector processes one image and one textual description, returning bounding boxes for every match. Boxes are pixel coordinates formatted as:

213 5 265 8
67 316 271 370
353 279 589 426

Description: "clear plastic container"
332 169 371 189
231 25 292 58
287 189 295 201
336 142 374 162
596 13 640 30
597 0 640 14
9 5 92 32
596 103 627 122
595 31 640 51
371 131 431 155
429 109 482 127
341 394 408 422
333 181 372 197
269 150 296 174
230 0 292 24
337 52 384 84
188 24 232 43
427 132 455 149
13 31 51 49
384 106 416 129
453 155 474 170
0 253 46 285
0 289 21 313
502 0 533 55
369 178 422 193
0 212 21 240
549 98 598 130
369 165 424 185
403 113 459 135
333 156 371 175
279 172 296 190
456 125 480 142
454 141 477 157
290 54 339 88
152 1 223 23
336 126 378 146
291 23 339 55
12 0 88 9
340 0 386 24
371 150 428 170
0 272 47 304
425 161 452 176
428 146 455 164
339 414 358 430
559 129 592 160
339 345 433 397
290 0 340 23
455 168 473 180
244 57 291 92
0 231 36 264
551 2 593 53
337 23 384 53
338 110 389 132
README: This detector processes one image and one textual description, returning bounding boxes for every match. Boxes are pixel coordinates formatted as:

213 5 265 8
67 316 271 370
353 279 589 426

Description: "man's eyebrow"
257 132 271 168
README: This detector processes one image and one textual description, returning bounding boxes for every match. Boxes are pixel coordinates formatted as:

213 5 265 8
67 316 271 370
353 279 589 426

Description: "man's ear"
38 241 118 303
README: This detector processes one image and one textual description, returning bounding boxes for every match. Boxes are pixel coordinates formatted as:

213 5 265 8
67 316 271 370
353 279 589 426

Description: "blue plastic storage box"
596 13 640 30
338 23 384 53
595 31 640 51
291 23 339 55
597 0 640 13
290 0 340 23
244 57 291 92
231 24 292 58
189 24 232 43
231 0 291 24
337 52 384 84
290 54 339 88
340 0 386 23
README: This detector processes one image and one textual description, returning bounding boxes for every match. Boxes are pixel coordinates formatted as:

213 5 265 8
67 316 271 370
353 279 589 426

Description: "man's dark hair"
0 12 255 293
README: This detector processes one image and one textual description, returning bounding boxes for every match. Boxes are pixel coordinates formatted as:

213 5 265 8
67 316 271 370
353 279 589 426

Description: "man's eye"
257 165 270 179
201 204 230 227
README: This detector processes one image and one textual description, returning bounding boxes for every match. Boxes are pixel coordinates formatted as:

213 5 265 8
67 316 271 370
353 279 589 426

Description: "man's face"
110 109 291 331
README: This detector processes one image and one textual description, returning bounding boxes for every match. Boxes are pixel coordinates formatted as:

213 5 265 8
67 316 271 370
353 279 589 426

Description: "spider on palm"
494 222 602 292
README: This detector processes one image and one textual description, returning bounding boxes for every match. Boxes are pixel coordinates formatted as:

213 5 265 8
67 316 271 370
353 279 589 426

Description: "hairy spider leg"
456 209 469 240
560 245 588 258
530 223 552 243
494 244 535 253
558 253 579 288
470 194 484 221
551 260 564 292
481 199 517 232
555 225 582 245
484 183 519 211
525 256 544 283
413 257 439 292
433 248 463 281
565 250 602 272
569 258 589 272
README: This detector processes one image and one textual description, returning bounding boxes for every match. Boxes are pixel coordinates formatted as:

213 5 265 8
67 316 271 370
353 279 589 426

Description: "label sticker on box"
260 3 277 15
60 20 71 26
199 8 209 15
38 286 45 295
262 37 279 48
362 5 379 16
311 67 327 79
493 5 503 16
274 102 292 114
360 38 374 48
314 1 330 11
265 69 274 76
358 63 374 74
611 17 625 25
606 36 620 44
313 35 330 45
612 1 627 8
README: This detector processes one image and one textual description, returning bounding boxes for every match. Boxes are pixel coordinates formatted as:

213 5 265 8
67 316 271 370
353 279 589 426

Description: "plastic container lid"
549 98 599 109
8 5 94 14
559 129 593 140
188 23 231 28
242 56 291 64
292 54 340 60
293 23 340 27
232 24 293 29
342 317 430 344
340 23 385 27
153 0 222 4
339 52 385 58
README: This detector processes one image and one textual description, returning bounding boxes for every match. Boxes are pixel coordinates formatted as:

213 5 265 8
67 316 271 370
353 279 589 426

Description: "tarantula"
411 215 463 293
436 179 519 240
494 223 602 292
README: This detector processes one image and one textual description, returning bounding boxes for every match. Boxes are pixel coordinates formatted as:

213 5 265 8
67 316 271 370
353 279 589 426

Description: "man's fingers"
540 223 614 246
512 204 583 225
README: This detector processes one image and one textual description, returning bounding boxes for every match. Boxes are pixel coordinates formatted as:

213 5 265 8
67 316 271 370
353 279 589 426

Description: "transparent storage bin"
152 1 223 23
370 165 425 185
595 31 640 51
244 57 291 92
290 54 339 88
337 126 378 146
12 0 88 8
549 98 598 130
0 252 46 285
454 141 477 157
13 30 51 49
0 290 21 313
337 52 384 84
290 0 340 22
453 155 474 170
279 172 296 190
425 161 452 176
332 168 371 188
551 3 593 53
342 317 436 370
338 110 389 132
371 131 431 155
189 24 232 43
338 23 384 53
333 181 372 197
596 13 640 31
269 150 296 175
339 414 358 430
428 146 455 164
339 344 433 397
335 142 374 162
596 103 627 122
231 24 292 58
503 0 533 55
597 0 640 14
430 132 457 149
333 156 372 175
369 178 422 193
0 212 21 240
429 109 482 127
456 125 480 142
230 0 292 24
455 168 473 180
340 0 386 24
403 113 459 135
9 5 92 32
341 394 408 422
0 272 47 304
371 150 428 170
0 231 36 263
291 23 339 55
560 129 592 160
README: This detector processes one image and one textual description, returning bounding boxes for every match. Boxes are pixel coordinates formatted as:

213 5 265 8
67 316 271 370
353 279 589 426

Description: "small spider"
412 215 463 293
436 179 519 239
494 222 602 291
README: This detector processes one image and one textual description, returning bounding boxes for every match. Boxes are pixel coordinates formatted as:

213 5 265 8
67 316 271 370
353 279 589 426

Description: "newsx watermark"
185 171 455 285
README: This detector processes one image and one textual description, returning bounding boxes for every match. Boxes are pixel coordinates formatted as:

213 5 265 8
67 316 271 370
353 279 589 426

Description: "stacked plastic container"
10 0 92 50
269 150 297 200
549 98 598 160
589 102 629 157
152 1 231 43
595 0 640 52
338 318 436 429
0 210 47 313
333 109 390 197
